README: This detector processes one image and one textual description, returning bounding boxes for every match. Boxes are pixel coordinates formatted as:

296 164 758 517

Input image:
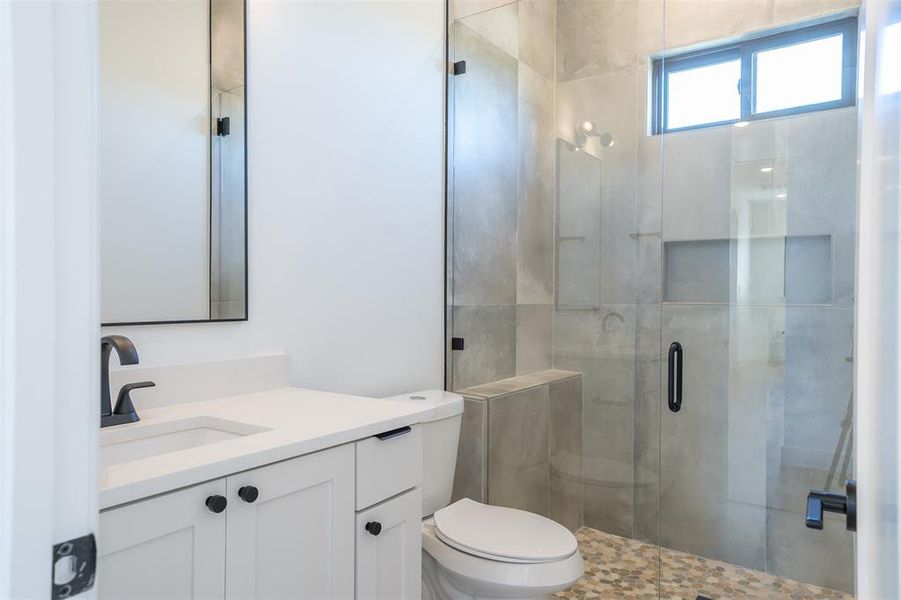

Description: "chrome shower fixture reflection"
577 120 615 148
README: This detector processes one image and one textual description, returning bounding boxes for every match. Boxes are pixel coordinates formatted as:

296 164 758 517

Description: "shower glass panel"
657 2 858 596
447 0 857 597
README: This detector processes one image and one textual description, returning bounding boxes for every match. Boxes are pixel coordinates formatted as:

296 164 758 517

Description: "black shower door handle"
668 341 683 413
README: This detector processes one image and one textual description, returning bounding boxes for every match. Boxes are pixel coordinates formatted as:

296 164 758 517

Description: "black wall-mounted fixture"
451 337 465 351
806 480 857 532
216 116 230 137
453 61 466 76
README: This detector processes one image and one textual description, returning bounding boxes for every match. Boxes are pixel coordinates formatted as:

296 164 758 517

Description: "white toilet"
384 390 584 600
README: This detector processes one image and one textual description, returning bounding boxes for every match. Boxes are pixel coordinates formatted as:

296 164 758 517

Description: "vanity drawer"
355 424 422 510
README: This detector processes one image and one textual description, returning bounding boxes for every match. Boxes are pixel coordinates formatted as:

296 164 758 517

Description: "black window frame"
652 16 858 134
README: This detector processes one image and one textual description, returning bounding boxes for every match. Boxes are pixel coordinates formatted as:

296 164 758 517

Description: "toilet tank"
382 390 463 517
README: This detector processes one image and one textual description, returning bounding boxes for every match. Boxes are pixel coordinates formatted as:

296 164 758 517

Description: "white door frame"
856 0 901 597
0 0 99 597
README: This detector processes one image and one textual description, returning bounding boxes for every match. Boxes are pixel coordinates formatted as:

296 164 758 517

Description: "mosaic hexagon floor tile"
556 528 853 600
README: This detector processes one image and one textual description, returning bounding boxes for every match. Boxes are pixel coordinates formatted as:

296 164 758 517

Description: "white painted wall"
99 0 211 323
102 0 446 398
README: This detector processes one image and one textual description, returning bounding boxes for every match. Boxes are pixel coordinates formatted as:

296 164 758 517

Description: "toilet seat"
433 499 578 564
422 519 584 598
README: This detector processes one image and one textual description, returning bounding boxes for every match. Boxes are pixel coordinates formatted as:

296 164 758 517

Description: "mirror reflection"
99 0 246 325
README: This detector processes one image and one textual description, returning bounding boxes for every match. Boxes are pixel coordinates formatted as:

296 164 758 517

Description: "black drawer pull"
375 426 412 441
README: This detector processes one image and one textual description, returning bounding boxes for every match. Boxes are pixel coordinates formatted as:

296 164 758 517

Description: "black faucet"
101 335 154 428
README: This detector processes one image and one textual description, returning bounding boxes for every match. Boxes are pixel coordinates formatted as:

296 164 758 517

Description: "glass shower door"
656 6 859 596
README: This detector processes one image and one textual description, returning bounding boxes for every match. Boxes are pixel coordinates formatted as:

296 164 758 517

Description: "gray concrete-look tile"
458 368 580 398
772 0 859 24
452 397 489 503
458 1 519 59
662 125 733 243
556 0 639 82
550 376 583 530
766 507 854 593
783 306 854 464
451 23 519 306
663 0 775 50
519 0 556 80
488 386 551 515
517 62 556 305
451 304 516 390
516 304 554 375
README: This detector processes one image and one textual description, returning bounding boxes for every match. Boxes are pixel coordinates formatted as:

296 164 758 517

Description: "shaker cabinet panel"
355 488 422 600
355 425 421 510
99 480 227 600
225 444 355 600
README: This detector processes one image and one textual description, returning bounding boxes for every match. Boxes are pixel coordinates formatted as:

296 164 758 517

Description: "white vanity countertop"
99 387 436 509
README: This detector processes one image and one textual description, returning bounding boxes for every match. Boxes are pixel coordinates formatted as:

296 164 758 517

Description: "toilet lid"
433 499 577 563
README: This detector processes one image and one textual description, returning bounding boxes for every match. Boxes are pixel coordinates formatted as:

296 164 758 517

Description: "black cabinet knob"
365 521 382 536
238 486 259 503
205 495 227 514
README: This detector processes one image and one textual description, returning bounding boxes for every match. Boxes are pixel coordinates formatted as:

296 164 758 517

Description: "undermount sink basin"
100 416 270 468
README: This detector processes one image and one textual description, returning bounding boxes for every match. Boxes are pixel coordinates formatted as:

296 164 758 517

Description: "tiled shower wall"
451 370 583 532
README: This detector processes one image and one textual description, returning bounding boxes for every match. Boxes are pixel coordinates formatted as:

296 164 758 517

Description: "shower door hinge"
451 337 465 351
452 61 466 76
216 116 230 137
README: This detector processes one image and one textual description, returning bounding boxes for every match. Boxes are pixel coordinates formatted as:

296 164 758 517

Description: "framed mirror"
99 0 247 325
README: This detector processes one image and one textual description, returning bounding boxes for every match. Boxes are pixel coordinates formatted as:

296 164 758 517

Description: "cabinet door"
355 488 422 600
99 480 227 599
225 444 355 600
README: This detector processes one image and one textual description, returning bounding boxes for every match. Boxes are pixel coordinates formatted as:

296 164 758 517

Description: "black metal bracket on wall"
216 116 230 136
453 60 466 75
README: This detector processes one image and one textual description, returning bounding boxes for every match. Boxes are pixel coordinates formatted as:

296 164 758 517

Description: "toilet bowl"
421 500 584 600
382 391 584 600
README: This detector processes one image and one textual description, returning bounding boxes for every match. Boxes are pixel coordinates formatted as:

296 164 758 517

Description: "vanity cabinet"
99 445 355 600
225 444 354 599
355 488 422 600
100 429 424 600
98 479 227 599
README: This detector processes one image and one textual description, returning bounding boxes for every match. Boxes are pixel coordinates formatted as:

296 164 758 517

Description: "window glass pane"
754 33 844 113
666 59 741 130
